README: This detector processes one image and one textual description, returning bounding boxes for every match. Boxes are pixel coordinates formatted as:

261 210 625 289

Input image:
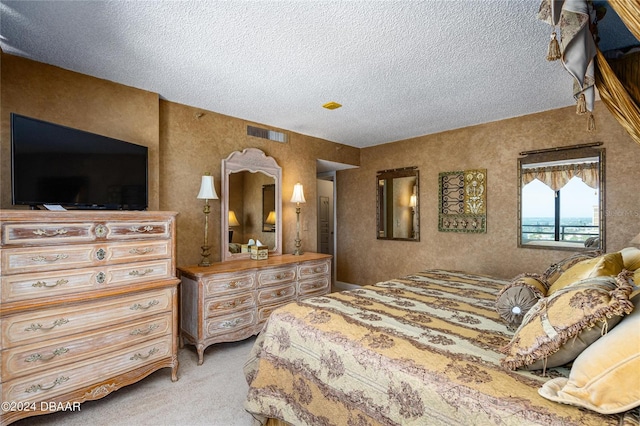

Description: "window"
518 143 605 251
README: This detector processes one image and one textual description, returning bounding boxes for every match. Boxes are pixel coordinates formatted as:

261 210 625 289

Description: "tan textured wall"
158 100 360 266
0 52 360 269
0 53 160 209
337 104 640 285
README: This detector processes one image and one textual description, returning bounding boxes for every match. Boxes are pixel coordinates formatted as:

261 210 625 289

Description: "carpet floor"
12 336 258 426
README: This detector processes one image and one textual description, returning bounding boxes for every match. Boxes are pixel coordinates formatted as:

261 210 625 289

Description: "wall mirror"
221 148 282 261
518 143 605 251
377 166 419 241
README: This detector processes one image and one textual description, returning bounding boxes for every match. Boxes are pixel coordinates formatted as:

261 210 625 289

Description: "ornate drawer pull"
128 226 154 233
220 300 240 309
130 299 160 311
221 318 243 328
271 289 287 298
129 268 154 277
130 347 159 361
31 254 69 263
25 347 69 363
32 278 69 288
226 281 239 289
130 324 160 336
274 273 285 280
25 376 70 393
25 318 69 332
314 267 324 273
129 247 154 255
32 228 68 237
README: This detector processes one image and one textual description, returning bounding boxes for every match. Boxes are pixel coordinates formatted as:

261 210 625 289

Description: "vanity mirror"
221 148 282 261
377 167 419 241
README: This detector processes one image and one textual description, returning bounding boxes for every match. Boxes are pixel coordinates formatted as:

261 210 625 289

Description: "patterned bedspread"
244 270 639 426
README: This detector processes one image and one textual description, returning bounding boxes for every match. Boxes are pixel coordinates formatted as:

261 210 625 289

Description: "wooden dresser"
0 210 180 425
178 252 331 364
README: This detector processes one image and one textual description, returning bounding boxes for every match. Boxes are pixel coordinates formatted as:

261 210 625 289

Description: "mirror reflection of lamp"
228 210 240 243
409 189 417 238
265 210 276 231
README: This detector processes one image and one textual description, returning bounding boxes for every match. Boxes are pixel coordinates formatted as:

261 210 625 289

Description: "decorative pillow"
620 246 640 271
495 274 547 330
500 272 634 371
546 252 624 296
541 250 601 286
538 294 640 414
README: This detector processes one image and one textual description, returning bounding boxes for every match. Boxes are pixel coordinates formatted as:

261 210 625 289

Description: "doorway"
316 159 358 291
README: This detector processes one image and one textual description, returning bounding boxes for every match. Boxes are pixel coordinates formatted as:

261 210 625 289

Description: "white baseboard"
333 281 360 292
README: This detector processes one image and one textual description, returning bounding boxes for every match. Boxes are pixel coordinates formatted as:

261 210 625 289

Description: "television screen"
11 113 148 210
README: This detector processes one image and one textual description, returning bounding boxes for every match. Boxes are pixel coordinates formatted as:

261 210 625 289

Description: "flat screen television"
11 113 148 210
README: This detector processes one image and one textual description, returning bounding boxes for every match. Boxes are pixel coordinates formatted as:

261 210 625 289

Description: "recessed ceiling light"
322 101 342 110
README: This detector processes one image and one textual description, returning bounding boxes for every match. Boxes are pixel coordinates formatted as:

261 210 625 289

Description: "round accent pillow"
495 274 547 330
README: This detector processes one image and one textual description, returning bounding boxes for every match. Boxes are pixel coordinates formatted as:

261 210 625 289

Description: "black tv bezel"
10 113 149 210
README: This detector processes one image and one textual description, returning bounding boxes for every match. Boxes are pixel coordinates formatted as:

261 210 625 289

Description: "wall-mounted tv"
11 113 148 210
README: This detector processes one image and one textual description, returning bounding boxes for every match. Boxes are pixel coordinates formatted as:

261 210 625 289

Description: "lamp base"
229 229 234 244
199 245 211 267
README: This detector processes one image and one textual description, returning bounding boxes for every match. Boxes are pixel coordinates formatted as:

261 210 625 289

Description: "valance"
522 162 598 191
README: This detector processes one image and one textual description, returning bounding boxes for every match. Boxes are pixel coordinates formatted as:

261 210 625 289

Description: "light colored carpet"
13 336 258 426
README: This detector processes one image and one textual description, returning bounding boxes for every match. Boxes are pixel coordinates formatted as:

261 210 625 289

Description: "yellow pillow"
620 246 640 271
500 274 634 371
547 252 624 295
541 251 601 285
538 294 640 414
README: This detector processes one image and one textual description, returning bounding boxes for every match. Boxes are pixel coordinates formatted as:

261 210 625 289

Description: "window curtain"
522 162 598 191
594 0 640 147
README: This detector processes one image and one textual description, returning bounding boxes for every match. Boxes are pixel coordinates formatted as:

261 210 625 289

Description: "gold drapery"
594 0 640 146
522 162 598 191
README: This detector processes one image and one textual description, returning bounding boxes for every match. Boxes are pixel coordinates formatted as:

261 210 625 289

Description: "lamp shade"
291 183 306 204
265 210 277 225
197 174 218 200
228 210 240 227
409 194 417 207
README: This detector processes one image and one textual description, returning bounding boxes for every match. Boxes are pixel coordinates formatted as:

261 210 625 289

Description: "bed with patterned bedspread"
243 269 639 426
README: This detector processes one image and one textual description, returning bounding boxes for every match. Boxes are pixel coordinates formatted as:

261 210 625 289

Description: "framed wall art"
438 169 486 233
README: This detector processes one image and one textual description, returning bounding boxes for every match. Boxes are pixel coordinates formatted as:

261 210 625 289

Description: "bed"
244 265 640 426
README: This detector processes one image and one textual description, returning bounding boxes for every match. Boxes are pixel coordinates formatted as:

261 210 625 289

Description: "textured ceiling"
0 1 636 148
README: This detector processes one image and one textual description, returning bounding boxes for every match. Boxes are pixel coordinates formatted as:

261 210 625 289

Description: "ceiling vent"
247 125 288 143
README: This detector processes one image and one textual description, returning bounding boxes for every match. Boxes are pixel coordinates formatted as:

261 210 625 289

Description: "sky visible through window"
522 177 598 223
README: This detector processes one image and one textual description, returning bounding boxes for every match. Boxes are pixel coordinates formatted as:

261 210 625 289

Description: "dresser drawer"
1 336 172 406
203 273 255 297
204 293 255 318
1 245 98 275
1 240 172 276
1 313 172 382
298 260 330 279
298 276 330 297
103 221 171 240
256 282 296 306
102 240 172 262
1 259 174 303
204 310 255 337
257 266 296 287
1 222 96 246
2 288 174 347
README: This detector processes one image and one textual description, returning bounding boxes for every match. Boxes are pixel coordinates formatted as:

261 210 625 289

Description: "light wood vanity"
177 252 331 365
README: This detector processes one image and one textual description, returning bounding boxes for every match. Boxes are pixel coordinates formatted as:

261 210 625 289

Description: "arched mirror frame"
221 148 282 261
